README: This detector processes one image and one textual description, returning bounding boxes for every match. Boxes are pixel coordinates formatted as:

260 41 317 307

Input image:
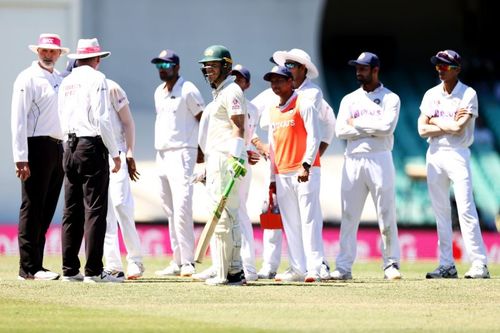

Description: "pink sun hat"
67 38 111 60
28 33 70 55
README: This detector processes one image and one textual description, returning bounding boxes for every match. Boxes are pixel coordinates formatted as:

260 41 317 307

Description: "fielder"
103 79 145 280
151 49 205 278
418 50 489 279
333 52 401 280
197 45 247 286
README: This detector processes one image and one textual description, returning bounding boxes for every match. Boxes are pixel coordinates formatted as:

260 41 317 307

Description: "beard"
40 58 55 70
356 72 373 85
159 71 176 82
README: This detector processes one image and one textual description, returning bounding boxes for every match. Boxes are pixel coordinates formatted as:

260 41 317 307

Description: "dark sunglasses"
155 62 176 70
284 62 301 69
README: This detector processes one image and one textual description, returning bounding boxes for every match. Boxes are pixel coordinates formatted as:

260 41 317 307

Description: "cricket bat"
194 176 237 263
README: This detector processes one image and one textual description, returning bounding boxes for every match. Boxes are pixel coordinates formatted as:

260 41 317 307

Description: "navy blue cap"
348 52 380 67
263 65 292 81
431 50 461 66
151 49 180 64
230 64 251 81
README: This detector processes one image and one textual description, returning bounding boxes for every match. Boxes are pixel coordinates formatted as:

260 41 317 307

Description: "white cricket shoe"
155 262 180 276
384 264 402 280
61 272 84 282
257 268 276 279
304 272 321 283
245 271 258 282
192 267 217 281
180 263 196 277
330 269 353 280
319 262 332 280
275 268 304 282
464 264 490 279
34 270 60 281
127 262 145 280
83 271 124 283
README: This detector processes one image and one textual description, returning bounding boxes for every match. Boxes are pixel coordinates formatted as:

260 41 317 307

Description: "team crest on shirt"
231 98 241 110
373 98 381 104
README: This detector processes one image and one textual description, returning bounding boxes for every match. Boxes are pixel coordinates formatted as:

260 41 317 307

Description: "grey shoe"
330 269 352 280
426 265 458 279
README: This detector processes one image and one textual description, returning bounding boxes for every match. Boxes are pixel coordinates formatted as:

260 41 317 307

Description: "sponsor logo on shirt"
351 108 382 118
271 119 295 131
231 98 241 110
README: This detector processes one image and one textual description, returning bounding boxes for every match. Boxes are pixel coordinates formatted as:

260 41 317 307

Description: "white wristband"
229 137 245 158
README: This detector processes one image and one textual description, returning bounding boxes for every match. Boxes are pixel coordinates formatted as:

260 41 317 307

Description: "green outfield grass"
0 255 499 333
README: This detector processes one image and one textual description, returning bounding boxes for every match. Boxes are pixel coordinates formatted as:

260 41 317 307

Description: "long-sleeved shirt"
336 83 400 155
58 65 119 158
419 80 477 148
11 61 63 162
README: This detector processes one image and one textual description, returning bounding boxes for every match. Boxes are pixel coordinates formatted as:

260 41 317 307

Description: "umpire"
58 38 122 283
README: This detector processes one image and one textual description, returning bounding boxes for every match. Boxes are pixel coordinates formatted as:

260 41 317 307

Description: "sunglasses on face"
284 62 301 69
155 62 176 70
435 64 459 72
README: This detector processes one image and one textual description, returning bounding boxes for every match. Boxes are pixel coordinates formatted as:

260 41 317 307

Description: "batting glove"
227 156 247 178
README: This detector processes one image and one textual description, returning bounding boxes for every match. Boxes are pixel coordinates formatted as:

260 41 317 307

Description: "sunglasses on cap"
284 62 302 69
155 62 176 70
435 64 459 72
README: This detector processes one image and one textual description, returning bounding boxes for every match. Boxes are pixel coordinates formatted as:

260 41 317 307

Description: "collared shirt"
336 83 400 155
296 78 335 144
269 92 320 174
58 65 119 157
420 80 477 148
107 79 129 150
198 77 246 157
154 76 204 150
11 61 63 162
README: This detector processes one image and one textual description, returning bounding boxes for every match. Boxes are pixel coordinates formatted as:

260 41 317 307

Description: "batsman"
197 45 247 286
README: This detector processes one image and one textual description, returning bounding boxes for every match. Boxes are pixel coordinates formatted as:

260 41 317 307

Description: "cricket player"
265 65 323 283
418 50 489 279
253 49 335 280
152 49 205 278
333 52 402 280
103 79 145 280
198 45 247 286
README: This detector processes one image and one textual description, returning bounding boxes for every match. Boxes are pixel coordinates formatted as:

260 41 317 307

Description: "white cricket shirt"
336 83 400 155
198 77 246 158
420 80 478 148
107 79 129 151
11 61 63 162
154 77 204 150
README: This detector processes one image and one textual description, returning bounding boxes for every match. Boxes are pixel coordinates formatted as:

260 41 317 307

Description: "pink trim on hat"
77 46 101 54
38 36 61 47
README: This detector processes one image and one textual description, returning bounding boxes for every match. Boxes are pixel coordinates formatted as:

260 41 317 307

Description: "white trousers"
336 151 400 272
104 153 143 271
261 229 282 273
206 152 242 279
157 148 196 266
238 166 257 276
426 146 487 266
276 168 325 275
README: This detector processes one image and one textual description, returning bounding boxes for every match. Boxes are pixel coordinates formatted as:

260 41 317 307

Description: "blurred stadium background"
0 0 498 246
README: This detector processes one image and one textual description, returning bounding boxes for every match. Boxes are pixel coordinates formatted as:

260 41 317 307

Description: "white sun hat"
272 48 319 79
28 33 70 55
67 38 111 60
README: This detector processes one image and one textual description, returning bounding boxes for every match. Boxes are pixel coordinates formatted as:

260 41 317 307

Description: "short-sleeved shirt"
199 77 246 158
107 79 129 150
11 61 63 162
154 77 204 150
420 81 478 148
